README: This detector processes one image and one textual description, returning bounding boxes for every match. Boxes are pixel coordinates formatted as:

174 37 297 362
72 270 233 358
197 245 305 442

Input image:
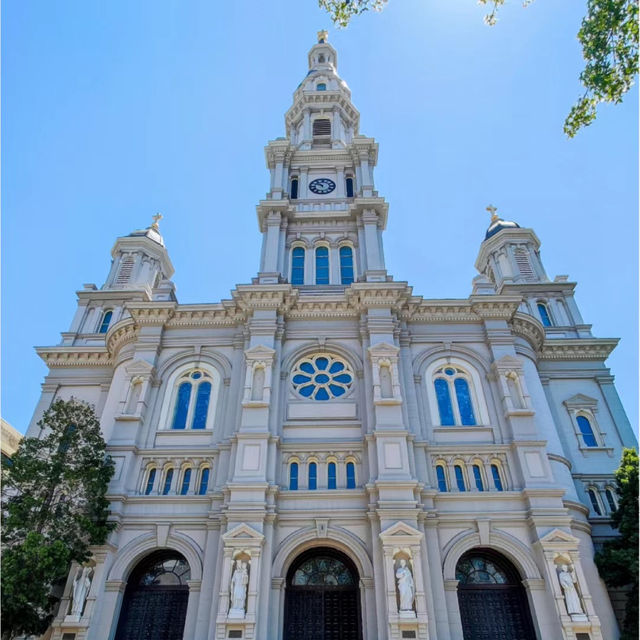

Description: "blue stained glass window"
315 247 329 285
198 468 210 495
346 462 356 489
345 177 354 198
289 462 299 490
98 310 113 334
315 357 329 370
299 385 314 397
329 362 344 373
172 382 192 429
455 466 466 491
328 462 337 489
435 378 454 426
191 382 211 429
472 465 484 491
316 83 327 91
316 388 330 401
339 246 354 285
577 416 597 447
180 468 191 495
300 362 315 374
455 378 476 425
290 177 299 199
291 247 305 285
292 355 354 400
605 489 617 512
436 466 448 492
293 374 311 384
192 372 202 379
588 489 602 515
537 303 552 327
309 462 317 490
491 465 504 491
328 384 345 397
145 469 156 495
162 469 174 495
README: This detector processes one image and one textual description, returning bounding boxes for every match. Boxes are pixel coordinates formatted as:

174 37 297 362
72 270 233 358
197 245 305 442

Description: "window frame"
197 467 210 495
327 461 337 490
338 245 355 285
98 309 113 334
435 464 448 492
536 301 553 327
144 467 157 495
308 461 318 490
289 461 299 491
587 487 603 516
314 245 330 285
345 460 356 489
290 245 306 285
180 467 192 496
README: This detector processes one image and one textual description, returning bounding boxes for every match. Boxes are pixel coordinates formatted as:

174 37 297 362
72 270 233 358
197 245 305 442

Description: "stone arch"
108 531 204 583
442 528 542 582
272 525 373 580
282 342 363 376
157 349 232 382
413 344 491 379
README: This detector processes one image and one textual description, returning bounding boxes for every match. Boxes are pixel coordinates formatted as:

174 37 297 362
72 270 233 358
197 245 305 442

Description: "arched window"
290 176 299 200
339 246 354 285
289 462 299 490
436 465 448 492
576 415 597 447
180 468 191 495
316 82 327 91
587 488 602 515
454 465 466 491
327 462 337 489
291 246 305 285
315 246 330 284
472 464 484 491
170 370 213 430
198 467 210 495
346 461 356 489
433 366 477 426
605 488 617 513
144 468 156 495
491 464 504 491
98 310 113 334
537 302 553 327
345 176 354 198
308 462 317 490
162 468 174 495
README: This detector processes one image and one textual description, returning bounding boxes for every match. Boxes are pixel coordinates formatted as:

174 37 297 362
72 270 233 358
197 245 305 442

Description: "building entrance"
283 547 362 640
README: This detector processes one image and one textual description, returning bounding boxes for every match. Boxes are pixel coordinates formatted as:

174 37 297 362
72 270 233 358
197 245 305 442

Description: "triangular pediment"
125 359 155 376
244 345 276 360
223 523 265 545
368 342 399 357
538 528 580 546
563 394 598 408
493 355 521 368
379 521 423 543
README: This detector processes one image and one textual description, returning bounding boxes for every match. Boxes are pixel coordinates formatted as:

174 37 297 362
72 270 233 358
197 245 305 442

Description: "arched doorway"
115 550 190 640
456 548 537 640
283 547 362 640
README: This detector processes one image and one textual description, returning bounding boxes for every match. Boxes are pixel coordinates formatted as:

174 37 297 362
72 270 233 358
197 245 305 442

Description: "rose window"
291 354 353 401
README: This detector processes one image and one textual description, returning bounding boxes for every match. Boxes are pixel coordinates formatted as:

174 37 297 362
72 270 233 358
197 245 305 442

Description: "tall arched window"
170 370 213 430
454 465 466 491
436 465 448 492
162 468 174 495
605 488 617 513
289 462 299 490
198 467 210 495
308 462 317 490
345 176 354 198
180 468 191 495
472 465 484 491
576 415 597 447
433 366 477 426
290 176 299 200
144 468 156 495
327 462 337 489
346 461 356 489
315 246 330 284
339 246 354 285
291 246 305 285
491 464 504 491
98 310 113 334
587 488 602 515
537 302 553 327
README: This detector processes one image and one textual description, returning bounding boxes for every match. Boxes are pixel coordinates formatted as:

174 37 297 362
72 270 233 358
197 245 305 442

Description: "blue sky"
2 0 637 433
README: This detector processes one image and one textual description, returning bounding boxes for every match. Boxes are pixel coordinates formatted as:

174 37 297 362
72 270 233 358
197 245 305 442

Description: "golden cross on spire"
151 213 162 230
317 30 328 43
486 204 499 223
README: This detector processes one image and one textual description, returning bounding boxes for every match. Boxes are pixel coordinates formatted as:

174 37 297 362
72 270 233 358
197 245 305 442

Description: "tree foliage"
594 448 638 640
1 399 115 639
318 0 639 137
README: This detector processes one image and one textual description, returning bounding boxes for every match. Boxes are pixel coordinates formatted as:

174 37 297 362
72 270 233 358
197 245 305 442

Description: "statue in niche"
70 566 92 617
379 363 393 398
395 558 415 612
229 559 249 617
558 564 584 616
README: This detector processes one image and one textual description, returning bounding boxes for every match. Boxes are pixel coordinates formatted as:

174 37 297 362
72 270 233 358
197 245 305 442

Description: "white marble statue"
395 558 415 612
558 564 584 616
70 566 92 617
229 560 249 617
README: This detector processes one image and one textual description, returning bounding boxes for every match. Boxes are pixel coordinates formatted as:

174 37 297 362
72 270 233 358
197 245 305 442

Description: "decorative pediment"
222 523 265 548
379 521 423 545
244 345 276 363
563 394 598 410
368 342 400 359
538 528 580 547
125 359 155 376
492 355 522 370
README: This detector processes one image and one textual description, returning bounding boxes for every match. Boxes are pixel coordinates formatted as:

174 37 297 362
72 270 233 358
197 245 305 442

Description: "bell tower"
257 32 389 285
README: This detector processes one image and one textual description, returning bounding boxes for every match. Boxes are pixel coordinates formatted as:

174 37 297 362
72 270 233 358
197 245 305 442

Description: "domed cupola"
484 205 520 240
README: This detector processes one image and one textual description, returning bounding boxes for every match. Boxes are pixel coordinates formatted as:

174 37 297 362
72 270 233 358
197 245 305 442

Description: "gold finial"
151 213 163 230
317 30 328 43
486 204 499 223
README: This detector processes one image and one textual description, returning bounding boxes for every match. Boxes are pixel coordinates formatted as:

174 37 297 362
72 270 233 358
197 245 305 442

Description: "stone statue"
70 566 92 617
229 559 249 617
558 564 584 616
395 558 415 612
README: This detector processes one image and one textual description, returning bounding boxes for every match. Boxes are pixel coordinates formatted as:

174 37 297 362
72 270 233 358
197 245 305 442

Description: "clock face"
309 178 336 195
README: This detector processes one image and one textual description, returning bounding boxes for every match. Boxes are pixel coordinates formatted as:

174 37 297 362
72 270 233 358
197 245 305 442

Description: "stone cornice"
469 295 521 319
167 303 245 327
232 284 298 312
125 302 176 326
539 338 619 361
509 312 545 352
105 318 138 356
36 347 112 367
345 282 412 311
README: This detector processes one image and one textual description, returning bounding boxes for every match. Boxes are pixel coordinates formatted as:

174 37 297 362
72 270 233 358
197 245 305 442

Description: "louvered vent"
514 250 535 281
116 256 135 285
312 118 331 137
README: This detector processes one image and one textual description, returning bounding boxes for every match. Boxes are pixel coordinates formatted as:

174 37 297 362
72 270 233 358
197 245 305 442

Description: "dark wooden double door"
283 548 362 640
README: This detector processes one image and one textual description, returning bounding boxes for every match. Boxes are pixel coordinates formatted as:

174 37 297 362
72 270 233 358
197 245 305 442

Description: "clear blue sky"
2 0 637 434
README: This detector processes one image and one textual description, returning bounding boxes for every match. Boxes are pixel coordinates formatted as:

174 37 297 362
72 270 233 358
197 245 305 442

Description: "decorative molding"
509 312 545 352
36 347 112 367
539 339 619 361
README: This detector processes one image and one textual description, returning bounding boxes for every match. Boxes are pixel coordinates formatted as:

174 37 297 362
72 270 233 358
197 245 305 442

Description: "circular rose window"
291 354 353 401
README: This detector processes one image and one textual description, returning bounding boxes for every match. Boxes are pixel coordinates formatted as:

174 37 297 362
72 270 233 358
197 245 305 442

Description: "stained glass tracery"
291 354 354 400
291 556 354 586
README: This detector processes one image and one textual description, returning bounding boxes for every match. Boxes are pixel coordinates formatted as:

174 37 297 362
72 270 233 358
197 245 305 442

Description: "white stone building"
29 33 636 640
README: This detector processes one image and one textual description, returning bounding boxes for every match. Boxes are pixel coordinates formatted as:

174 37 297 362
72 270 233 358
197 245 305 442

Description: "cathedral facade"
30 34 635 640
